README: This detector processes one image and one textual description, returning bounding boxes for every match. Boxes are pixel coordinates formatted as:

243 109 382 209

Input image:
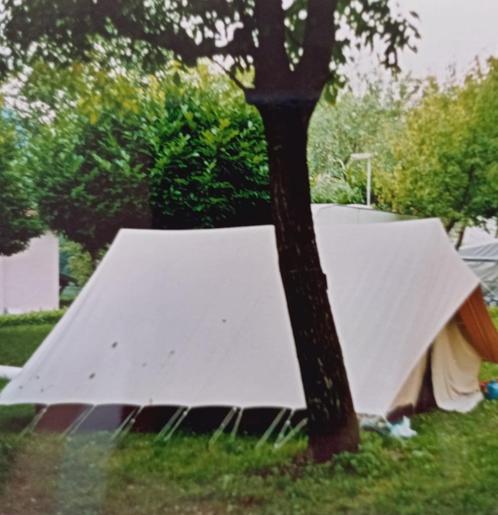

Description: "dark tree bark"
242 0 359 462
455 224 466 249
249 94 359 461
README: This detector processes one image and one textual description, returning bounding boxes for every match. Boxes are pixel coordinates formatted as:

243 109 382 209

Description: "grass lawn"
0 315 497 514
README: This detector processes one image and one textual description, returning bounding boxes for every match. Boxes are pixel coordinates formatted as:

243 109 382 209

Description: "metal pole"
209 407 237 446
366 157 372 207
350 152 373 208
255 408 286 449
273 418 308 450
61 405 96 439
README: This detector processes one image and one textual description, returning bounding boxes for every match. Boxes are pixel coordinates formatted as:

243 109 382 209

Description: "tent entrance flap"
457 288 498 363
431 319 483 412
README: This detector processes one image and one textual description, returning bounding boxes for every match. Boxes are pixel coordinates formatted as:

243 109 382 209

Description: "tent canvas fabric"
459 240 498 305
1 215 494 420
0 233 59 314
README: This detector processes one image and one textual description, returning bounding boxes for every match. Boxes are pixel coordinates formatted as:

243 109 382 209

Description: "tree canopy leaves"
19 62 270 257
380 59 498 232
0 0 419 103
0 110 42 256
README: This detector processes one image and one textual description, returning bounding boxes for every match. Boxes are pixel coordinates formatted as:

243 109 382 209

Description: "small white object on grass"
0 365 22 381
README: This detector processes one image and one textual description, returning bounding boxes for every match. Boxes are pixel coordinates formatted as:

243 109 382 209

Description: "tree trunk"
455 225 466 249
255 98 359 462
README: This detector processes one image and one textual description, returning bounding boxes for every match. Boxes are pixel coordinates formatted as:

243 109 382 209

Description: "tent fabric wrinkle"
0 211 490 418
431 319 483 412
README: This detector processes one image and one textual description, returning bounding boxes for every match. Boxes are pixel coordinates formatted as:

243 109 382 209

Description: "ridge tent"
311 203 409 224
459 240 498 305
0 233 59 314
1 215 497 434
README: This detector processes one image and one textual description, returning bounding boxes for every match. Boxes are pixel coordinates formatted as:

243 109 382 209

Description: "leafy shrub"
490 307 498 326
143 65 271 229
0 310 65 328
0 112 42 256
23 102 152 262
20 63 270 259
60 238 98 287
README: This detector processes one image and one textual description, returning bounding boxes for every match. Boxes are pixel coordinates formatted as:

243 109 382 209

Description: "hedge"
0 309 65 328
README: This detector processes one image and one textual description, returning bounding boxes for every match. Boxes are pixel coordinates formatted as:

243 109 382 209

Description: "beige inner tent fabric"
431 319 483 412
457 288 498 362
390 353 428 411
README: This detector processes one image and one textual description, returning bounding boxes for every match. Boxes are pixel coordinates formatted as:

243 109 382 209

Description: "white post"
350 152 374 207
366 157 372 207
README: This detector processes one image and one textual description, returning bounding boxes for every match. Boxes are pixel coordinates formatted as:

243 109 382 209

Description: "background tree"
134 64 271 230
378 59 498 245
308 74 417 204
18 62 270 261
0 0 418 460
0 109 42 256
21 86 152 265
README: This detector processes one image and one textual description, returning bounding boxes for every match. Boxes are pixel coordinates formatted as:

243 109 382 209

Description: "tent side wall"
0 234 59 314
0 218 483 420
457 288 498 363
388 318 483 419
459 241 498 304
313 204 410 225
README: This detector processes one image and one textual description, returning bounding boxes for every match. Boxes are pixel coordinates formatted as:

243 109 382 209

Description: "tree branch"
108 11 254 65
296 0 338 92
253 0 291 91
213 59 250 94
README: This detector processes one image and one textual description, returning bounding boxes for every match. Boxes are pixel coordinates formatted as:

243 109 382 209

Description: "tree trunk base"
308 418 359 463
254 100 360 462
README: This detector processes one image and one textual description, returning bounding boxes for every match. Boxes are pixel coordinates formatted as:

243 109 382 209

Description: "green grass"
0 315 497 514
0 324 53 366
490 307 498 327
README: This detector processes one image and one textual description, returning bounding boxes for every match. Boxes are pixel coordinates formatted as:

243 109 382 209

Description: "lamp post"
350 152 374 207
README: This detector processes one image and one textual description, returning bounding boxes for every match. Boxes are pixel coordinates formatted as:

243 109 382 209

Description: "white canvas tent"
459 240 498 305
0 233 59 314
460 220 497 247
1 212 493 422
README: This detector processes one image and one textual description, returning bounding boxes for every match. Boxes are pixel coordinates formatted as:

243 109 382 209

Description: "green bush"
142 65 270 230
24 102 152 262
490 307 498 325
0 310 65 328
60 238 96 287
0 112 42 256
20 62 270 259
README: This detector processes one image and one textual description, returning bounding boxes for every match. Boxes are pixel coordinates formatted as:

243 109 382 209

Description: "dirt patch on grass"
0 437 62 515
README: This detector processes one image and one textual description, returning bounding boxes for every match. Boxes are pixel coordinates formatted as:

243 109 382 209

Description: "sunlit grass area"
0 314 497 514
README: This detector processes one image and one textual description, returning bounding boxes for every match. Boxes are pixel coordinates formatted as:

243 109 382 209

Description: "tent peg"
19 405 49 438
154 407 184 442
255 408 286 449
111 406 143 442
61 405 96 439
230 407 244 440
273 417 307 450
209 407 238 446
273 409 294 448
161 407 190 443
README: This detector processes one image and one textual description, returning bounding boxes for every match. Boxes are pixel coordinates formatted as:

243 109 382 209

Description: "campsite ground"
0 311 497 514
